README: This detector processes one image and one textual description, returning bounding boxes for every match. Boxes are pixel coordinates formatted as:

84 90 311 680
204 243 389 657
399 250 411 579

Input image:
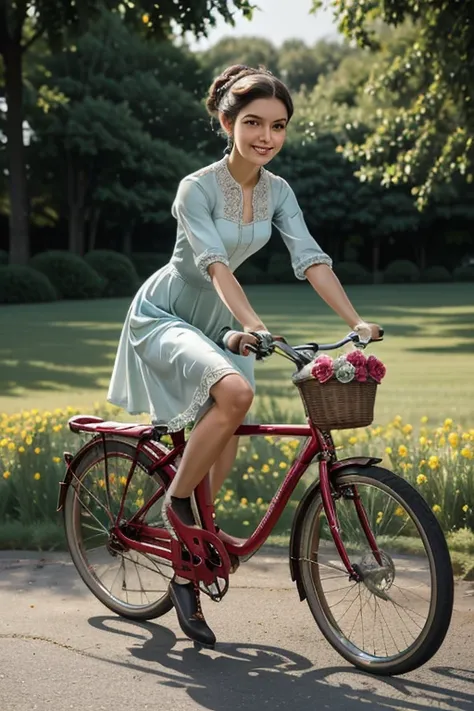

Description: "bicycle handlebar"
245 329 385 368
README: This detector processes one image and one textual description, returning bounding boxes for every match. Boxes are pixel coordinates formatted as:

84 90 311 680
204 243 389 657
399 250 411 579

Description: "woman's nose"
259 125 271 143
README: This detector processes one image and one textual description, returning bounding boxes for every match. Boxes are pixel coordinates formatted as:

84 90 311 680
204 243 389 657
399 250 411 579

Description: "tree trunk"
372 238 380 283
67 159 87 254
87 207 101 252
3 41 29 264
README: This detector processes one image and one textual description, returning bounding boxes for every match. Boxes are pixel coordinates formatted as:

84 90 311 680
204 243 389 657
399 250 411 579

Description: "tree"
0 0 254 264
278 38 352 93
198 36 279 78
312 0 474 208
29 14 210 255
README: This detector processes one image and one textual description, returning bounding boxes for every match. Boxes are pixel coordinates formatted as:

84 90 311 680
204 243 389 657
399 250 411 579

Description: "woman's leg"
209 436 240 500
167 374 252 499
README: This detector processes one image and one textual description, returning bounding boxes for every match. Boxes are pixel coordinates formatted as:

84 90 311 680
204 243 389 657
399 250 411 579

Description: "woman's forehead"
239 97 288 121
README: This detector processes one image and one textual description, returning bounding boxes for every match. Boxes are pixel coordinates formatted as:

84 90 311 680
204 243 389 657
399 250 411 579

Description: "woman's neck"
226 150 261 188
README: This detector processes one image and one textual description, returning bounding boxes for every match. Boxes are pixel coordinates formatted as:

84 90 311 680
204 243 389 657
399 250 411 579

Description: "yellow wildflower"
273 471 279 478
438 436 446 446
432 504 442 514
252 453 259 460
256 497 263 505
448 433 459 448
243 520 250 526
119 476 127 486
242 474 249 480
376 511 383 524
428 456 439 470
247 466 255 474
3 471 11 479
34 447 41 455
18 446 25 453
398 445 408 457
268 458 275 466
261 464 270 473
417 474 428 485
137 488 143 496
349 436 358 445
419 436 427 447
402 424 413 435
34 472 41 480
444 418 453 430
52 456 61 464
394 415 402 424
394 506 405 517
25 435 33 446
8 442 16 451
385 447 392 455
240 497 248 506
462 504 469 513
462 432 471 441
279 461 288 469
142 13 149 23
224 494 231 502
420 416 428 424
461 448 473 459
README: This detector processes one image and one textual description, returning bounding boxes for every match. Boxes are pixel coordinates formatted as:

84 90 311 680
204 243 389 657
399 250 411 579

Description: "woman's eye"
246 120 258 126
274 123 286 130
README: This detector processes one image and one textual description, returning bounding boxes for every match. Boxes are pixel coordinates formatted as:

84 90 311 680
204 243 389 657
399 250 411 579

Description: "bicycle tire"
297 465 454 675
63 437 173 621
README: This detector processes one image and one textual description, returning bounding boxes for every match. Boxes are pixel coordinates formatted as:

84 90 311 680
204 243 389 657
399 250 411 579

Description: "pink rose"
367 355 386 383
346 350 367 368
355 365 368 383
311 354 334 384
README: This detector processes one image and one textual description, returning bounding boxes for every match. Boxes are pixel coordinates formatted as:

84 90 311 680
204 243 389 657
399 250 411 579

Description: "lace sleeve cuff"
195 250 230 282
294 254 333 281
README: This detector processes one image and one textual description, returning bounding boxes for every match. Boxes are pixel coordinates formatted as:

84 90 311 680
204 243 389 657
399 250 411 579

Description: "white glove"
353 321 372 345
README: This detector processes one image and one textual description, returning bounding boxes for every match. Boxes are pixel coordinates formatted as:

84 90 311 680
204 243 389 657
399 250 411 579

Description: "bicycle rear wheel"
297 465 453 675
63 437 173 620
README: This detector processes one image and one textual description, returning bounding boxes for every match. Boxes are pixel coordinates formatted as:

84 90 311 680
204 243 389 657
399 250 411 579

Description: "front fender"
289 456 382 602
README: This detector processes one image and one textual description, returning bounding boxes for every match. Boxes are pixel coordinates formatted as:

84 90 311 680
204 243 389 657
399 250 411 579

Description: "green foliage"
334 261 371 285
420 266 452 283
313 0 474 207
453 265 474 282
383 259 420 284
30 250 104 299
84 250 140 297
0 265 57 304
130 252 172 280
234 261 267 285
267 253 295 283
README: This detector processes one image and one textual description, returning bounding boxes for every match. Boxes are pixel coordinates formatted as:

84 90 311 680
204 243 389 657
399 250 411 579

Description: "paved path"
0 549 473 711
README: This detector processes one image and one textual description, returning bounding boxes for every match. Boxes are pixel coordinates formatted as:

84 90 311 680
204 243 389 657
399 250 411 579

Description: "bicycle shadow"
88 615 474 711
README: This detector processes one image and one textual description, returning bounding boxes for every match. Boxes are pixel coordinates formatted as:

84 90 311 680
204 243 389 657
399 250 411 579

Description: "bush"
334 261 371 285
0 250 8 266
30 250 104 300
131 252 170 280
420 266 452 283
453 265 474 282
84 250 140 297
383 259 420 284
0 265 57 304
267 253 295 283
234 261 267 285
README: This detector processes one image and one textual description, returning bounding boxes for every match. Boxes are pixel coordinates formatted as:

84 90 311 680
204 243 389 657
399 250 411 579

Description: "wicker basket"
295 378 377 430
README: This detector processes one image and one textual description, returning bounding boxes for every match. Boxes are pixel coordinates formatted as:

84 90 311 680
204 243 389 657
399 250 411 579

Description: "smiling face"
221 97 289 167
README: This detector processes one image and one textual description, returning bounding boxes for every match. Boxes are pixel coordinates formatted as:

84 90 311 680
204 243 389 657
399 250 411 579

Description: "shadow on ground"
87 615 474 711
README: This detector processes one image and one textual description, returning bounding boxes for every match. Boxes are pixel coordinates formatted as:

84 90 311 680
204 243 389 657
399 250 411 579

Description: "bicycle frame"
99 419 380 583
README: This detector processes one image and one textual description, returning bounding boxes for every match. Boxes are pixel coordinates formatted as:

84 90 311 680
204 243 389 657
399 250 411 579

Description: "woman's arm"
304 264 379 339
208 262 266 332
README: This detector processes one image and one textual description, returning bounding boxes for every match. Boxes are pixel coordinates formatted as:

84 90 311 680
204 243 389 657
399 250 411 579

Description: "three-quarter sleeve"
172 178 229 281
272 178 333 280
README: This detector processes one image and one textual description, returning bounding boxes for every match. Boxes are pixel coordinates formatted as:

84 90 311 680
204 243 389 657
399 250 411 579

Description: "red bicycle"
58 331 453 676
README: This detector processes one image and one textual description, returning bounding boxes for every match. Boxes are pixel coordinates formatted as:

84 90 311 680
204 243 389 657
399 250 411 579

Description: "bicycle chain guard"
167 505 231 599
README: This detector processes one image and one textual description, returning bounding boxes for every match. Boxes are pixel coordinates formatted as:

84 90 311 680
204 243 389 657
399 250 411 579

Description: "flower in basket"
311 354 334 383
367 355 386 384
333 355 356 383
346 349 368 382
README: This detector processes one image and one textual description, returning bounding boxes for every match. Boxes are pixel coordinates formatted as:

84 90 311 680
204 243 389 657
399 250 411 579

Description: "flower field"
1 402 473 562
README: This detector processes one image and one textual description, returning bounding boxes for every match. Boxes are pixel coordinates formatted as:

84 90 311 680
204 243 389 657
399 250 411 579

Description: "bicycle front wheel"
297 465 453 675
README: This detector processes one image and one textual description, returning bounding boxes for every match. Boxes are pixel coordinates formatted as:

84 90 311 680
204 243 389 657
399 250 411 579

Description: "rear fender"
289 456 382 602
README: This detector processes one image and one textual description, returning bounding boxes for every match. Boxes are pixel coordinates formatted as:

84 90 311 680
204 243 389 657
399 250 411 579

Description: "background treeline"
1 4 473 303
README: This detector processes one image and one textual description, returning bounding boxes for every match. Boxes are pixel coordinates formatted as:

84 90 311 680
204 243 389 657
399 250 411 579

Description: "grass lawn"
1 282 473 427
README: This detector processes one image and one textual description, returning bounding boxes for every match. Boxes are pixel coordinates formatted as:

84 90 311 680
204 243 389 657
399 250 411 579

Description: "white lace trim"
165 364 236 432
215 157 270 223
195 249 230 282
294 254 333 281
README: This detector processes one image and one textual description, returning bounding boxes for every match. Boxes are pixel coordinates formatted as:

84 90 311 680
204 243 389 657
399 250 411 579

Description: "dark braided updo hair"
206 65 294 153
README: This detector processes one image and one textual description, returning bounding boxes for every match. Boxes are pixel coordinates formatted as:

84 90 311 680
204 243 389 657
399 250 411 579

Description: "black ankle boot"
169 579 216 649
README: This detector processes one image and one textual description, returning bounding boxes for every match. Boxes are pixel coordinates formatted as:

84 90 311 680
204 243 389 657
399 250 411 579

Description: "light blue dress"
107 156 333 431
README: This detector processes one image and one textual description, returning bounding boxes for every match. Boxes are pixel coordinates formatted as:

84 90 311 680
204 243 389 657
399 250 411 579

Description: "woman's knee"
212 374 254 418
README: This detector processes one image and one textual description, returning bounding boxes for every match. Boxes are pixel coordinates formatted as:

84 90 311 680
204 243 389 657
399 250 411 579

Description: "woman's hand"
353 321 384 344
226 331 260 356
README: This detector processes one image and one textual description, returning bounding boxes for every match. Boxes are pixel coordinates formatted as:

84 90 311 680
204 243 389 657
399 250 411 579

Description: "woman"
108 64 381 648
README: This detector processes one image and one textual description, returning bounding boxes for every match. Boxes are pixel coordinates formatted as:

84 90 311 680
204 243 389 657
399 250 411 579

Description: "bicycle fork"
319 458 383 582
